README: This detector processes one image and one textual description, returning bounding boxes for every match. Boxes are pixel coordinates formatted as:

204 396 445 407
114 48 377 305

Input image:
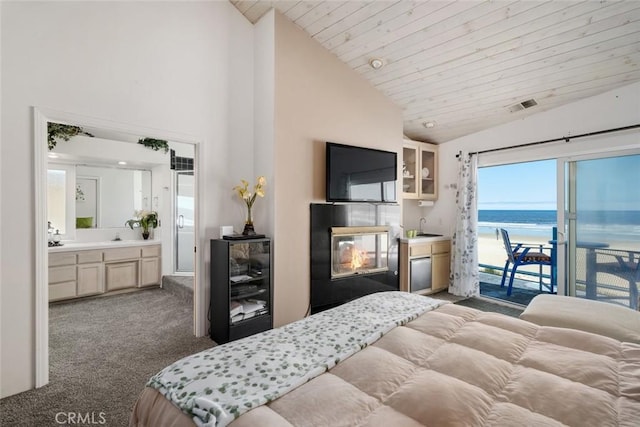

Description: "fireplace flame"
350 248 368 270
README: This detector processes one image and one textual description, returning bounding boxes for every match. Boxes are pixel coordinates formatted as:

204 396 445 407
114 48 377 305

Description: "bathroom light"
369 58 384 70
118 161 127 165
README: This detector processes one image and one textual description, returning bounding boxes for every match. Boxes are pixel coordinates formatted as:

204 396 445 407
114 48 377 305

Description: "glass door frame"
174 170 195 274
556 147 640 298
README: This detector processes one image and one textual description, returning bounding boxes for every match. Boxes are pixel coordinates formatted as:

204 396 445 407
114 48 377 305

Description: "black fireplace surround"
310 203 401 313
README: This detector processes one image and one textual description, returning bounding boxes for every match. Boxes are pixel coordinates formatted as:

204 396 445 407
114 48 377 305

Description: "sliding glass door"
559 152 640 309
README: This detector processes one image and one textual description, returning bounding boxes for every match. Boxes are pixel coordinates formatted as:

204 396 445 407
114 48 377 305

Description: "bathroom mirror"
47 163 152 230
47 123 170 234
75 165 152 228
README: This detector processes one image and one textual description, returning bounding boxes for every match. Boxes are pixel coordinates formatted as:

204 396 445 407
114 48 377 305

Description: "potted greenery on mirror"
48 122 94 150
138 137 169 153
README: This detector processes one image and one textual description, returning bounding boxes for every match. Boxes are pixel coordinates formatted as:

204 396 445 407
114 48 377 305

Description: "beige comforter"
131 303 640 426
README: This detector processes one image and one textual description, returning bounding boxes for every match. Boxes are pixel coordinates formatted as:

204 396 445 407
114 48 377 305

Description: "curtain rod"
455 124 640 158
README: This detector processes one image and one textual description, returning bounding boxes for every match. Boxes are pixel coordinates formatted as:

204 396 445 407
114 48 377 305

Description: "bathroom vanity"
48 241 161 302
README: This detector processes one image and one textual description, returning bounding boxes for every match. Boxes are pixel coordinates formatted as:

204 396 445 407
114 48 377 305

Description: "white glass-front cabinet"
402 140 438 200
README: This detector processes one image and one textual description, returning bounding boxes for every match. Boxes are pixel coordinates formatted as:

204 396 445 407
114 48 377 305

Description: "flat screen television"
326 142 397 203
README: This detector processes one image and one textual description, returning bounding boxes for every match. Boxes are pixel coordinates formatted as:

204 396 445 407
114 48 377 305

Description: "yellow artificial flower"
233 176 267 208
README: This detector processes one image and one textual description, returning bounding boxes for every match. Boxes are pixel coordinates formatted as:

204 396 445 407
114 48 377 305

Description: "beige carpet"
0 288 213 426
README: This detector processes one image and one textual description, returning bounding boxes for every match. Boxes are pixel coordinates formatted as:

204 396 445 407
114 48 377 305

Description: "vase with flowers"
125 210 158 240
233 176 266 236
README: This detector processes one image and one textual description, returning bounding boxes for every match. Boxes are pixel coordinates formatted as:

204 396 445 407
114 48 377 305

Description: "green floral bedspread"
147 291 447 427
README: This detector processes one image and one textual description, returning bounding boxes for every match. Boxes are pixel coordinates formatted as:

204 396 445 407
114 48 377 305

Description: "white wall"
426 82 640 236
0 1 254 398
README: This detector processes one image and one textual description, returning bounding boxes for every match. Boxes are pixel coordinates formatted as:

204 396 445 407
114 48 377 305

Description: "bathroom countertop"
48 239 160 253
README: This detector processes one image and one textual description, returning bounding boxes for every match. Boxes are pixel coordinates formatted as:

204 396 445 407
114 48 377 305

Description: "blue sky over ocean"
478 155 640 212
477 155 640 242
478 159 556 210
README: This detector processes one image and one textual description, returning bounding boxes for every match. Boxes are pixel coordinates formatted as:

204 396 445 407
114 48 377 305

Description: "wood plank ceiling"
231 0 640 144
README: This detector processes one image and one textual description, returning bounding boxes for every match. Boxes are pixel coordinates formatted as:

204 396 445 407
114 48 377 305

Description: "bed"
130 292 640 427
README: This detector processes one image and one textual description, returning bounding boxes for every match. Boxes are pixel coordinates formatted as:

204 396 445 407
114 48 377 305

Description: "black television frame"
325 142 398 203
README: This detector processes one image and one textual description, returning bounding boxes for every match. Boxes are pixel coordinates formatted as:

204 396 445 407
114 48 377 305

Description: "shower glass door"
175 171 194 273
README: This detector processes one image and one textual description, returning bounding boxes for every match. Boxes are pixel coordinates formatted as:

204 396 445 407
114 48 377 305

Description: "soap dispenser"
53 229 61 245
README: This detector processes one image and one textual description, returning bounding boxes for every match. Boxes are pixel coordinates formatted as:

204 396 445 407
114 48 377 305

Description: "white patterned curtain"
449 151 479 297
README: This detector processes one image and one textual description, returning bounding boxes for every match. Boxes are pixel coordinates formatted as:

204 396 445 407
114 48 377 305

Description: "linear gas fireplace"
311 203 400 313
331 226 389 279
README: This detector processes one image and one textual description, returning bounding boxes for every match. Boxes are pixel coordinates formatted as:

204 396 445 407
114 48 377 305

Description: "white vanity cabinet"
48 243 161 302
105 261 139 291
76 250 104 297
140 245 161 287
77 263 104 296
103 247 142 292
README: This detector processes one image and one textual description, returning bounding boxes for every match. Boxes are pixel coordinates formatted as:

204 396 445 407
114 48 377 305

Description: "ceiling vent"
508 98 538 113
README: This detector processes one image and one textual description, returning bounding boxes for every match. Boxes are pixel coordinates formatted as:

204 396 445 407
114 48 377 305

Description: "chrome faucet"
419 217 426 234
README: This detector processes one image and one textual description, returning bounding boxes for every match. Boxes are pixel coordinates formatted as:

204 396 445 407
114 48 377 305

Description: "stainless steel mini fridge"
410 257 432 293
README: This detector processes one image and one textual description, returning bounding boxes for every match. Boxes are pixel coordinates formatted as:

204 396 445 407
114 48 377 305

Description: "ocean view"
479 209 640 244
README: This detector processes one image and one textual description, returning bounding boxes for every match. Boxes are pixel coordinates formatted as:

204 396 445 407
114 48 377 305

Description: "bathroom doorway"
34 107 204 387
159 149 196 300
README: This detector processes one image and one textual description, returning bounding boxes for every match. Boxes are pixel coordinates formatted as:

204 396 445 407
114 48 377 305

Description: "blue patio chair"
500 228 553 296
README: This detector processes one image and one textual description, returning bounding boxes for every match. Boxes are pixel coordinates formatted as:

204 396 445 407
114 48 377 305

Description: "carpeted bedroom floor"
0 288 213 427
1 289 521 426
454 297 524 317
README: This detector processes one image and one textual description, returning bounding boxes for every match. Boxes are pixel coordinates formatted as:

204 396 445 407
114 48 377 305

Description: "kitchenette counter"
398 234 450 244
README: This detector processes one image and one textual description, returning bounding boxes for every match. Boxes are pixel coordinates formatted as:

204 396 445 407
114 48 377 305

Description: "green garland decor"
138 137 169 153
48 123 94 150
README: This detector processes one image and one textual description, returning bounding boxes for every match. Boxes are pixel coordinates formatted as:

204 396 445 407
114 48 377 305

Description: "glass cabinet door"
419 146 437 200
228 240 271 324
402 144 419 198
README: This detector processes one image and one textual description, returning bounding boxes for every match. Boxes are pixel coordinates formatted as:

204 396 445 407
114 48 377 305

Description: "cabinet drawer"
410 244 431 257
141 245 161 258
49 252 76 267
432 240 450 255
103 247 141 262
77 250 103 264
49 281 77 301
105 261 138 291
49 265 77 284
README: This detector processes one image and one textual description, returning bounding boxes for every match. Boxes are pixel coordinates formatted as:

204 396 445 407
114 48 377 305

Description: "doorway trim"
33 107 204 387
